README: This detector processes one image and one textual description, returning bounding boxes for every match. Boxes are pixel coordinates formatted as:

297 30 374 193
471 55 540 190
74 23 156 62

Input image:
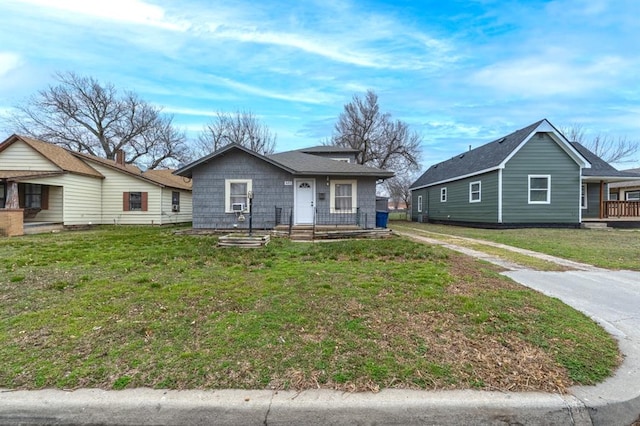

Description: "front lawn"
392 221 640 271
0 226 619 392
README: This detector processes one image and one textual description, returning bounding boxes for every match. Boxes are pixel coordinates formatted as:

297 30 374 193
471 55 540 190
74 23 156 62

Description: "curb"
0 388 592 426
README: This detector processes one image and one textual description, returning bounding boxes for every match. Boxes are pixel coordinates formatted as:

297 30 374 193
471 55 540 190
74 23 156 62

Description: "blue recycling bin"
376 211 389 228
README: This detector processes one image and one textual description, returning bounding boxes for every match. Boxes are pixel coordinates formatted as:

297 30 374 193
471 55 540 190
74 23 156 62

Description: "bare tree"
4 72 188 169
384 173 414 212
194 110 276 157
561 124 639 164
330 90 421 174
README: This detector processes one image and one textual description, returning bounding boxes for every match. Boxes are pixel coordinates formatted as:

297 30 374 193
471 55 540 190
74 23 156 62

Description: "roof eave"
410 165 502 191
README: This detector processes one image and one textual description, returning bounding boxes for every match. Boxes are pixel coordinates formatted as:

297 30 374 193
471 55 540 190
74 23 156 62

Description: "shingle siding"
192 150 293 229
502 133 580 224
190 149 381 230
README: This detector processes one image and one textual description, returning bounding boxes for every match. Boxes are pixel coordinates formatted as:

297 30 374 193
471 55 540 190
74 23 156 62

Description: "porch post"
5 181 19 209
599 180 604 219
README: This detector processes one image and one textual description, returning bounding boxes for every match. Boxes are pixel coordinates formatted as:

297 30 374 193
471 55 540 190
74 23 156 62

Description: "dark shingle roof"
269 151 393 177
296 146 359 154
570 142 639 178
175 143 393 179
410 120 545 189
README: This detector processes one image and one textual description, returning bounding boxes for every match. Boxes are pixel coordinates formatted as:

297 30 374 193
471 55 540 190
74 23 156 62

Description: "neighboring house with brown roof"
174 143 393 230
0 134 192 233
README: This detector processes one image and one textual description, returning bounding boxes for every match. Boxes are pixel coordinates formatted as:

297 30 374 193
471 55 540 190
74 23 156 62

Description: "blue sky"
1 0 639 170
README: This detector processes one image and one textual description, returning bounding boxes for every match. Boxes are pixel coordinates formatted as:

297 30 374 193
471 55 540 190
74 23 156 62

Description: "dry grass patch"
0 226 620 393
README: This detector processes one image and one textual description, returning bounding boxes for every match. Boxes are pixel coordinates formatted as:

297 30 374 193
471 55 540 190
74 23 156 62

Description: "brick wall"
0 209 24 237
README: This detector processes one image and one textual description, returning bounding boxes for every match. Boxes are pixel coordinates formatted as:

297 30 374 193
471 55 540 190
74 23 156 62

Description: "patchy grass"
392 221 640 271
398 226 567 271
0 226 619 392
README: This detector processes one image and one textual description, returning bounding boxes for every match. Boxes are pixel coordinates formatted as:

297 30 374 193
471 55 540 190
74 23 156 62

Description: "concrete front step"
23 223 65 235
581 222 610 230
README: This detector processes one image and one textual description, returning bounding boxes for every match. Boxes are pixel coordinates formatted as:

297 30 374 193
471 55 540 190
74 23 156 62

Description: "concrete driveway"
503 269 640 426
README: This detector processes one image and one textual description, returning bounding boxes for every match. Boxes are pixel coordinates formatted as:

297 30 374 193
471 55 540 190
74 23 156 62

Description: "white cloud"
0 52 22 77
205 75 341 105
9 0 188 31
470 56 626 97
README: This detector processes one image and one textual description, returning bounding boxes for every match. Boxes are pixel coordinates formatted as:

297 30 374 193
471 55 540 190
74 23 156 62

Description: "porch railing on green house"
604 200 640 218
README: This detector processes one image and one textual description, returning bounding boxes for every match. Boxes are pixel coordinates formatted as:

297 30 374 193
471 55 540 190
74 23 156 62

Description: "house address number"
284 181 293 185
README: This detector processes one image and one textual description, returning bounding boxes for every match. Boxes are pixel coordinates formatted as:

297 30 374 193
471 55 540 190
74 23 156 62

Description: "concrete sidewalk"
2 231 640 425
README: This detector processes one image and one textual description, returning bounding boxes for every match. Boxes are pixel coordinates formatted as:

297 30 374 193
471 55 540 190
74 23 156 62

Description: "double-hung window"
440 187 447 202
469 181 481 203
581 184 588 209
123 191 148 211
528 175 551 204
225 179 252 212
24 183 42 208
330 180 357 213
417 195 423 213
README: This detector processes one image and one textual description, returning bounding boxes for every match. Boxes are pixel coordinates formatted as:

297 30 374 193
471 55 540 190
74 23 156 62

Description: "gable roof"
0 134 104 179
174 143 393 179
72 151 192 191
410 119 589 190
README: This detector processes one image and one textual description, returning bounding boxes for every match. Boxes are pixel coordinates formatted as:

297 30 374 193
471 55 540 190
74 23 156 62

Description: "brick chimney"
115 149 125 166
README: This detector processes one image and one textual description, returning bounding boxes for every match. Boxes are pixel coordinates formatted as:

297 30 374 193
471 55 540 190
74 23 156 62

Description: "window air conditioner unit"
232 203 245 211
172 204 180 212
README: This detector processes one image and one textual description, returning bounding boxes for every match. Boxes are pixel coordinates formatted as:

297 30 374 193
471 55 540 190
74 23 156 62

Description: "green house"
410 119 640 228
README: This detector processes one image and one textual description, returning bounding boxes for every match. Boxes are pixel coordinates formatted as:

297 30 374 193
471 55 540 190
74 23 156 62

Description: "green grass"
391 221 640 271
0 226 619 392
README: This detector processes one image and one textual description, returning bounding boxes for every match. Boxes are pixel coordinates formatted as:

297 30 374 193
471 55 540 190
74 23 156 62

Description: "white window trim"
330 179 357 213
469 181 481 203
417 195 423 213
528 175 551 204
581 184 588 209
225 179 252 213
626 190 640 201
440 187 447 203
331 157 350 163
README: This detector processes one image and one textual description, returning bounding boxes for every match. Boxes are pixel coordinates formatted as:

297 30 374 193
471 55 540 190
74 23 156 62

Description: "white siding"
0 140 60 171
21 174 102 225
159 187 193 224
88 163 163 225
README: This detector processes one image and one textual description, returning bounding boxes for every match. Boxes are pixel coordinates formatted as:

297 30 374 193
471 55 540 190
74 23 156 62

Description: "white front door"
294 179 315 224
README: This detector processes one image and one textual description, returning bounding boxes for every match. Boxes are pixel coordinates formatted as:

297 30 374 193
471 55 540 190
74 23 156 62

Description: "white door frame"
294 178 315 225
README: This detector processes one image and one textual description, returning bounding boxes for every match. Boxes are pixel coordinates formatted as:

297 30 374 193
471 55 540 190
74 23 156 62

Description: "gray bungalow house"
409 119 640 228
174 144 394 231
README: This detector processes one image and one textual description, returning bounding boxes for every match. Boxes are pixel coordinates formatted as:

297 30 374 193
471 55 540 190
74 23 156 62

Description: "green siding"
411 172 499 223
502 133 580 224
582 182 604 219
411 188 429 222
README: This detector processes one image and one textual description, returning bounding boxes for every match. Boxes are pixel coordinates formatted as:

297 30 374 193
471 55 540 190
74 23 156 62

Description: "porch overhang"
0 170 65 181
